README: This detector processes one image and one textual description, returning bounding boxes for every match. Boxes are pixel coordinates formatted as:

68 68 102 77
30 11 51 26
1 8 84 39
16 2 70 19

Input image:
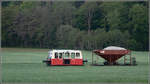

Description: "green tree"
104 29 130 49
128 4 148 50
74 2 100 33
13 2 40 47
101 2 129 31
52 2 76 26
56 25 79 49
2 3 19 47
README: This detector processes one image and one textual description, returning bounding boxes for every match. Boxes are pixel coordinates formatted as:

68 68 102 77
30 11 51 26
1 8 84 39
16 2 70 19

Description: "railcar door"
63 52 71 65
70 52 76 65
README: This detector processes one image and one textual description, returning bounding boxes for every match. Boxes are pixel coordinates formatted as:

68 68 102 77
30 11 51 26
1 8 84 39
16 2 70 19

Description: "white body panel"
48 50 83 59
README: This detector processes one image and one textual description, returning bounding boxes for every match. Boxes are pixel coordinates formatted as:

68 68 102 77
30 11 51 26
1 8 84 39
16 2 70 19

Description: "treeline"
2 1 148 51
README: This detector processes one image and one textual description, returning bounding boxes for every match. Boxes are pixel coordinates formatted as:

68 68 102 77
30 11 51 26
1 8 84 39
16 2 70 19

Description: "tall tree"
74 2 100 34
2 3 19 47
101 2 129 31
52 2 76 26
13 2 40 47
128 3 148 50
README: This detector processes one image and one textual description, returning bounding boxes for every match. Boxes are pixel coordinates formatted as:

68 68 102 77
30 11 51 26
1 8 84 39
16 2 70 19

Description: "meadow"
1 48 149 83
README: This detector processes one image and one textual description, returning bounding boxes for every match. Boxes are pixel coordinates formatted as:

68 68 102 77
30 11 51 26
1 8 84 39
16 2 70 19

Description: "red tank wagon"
93 50 130 65
92 46 135 65
43 50 87 66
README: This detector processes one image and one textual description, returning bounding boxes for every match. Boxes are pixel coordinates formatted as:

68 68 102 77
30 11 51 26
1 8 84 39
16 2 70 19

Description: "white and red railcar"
43 50 87 66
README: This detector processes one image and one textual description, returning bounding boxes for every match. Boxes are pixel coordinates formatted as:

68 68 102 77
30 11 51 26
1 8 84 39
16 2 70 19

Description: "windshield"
48 51 52 58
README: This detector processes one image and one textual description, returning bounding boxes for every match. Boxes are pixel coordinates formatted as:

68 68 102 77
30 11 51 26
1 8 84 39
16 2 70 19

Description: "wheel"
46 61 51 66
43 60 51 66
104 61 108 65
83 59 88 64
113 62 118 65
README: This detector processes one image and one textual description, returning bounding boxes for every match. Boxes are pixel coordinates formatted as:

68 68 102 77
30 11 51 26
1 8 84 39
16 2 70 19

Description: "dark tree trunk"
88 10 91 35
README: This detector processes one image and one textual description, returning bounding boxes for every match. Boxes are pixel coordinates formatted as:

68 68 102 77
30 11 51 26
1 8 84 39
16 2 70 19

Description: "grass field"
1 48 149 83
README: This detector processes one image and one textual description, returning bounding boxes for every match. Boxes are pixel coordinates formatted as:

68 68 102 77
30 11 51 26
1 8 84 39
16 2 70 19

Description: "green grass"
2 48 149 83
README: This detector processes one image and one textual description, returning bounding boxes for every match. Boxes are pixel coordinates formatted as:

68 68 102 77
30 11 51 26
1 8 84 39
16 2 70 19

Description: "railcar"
43 50 87 66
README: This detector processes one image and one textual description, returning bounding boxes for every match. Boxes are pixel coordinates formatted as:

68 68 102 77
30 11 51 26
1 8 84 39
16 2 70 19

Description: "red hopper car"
92 46 134 65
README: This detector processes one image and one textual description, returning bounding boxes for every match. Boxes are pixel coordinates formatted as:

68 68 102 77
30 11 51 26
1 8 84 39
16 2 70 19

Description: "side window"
59 53 63 59
76 53 80 58
71 53 75 59
55 52 58 58
65 52 70 59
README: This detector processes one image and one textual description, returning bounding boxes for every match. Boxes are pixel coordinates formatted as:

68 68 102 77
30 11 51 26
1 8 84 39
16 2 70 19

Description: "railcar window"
55 52 58 58
59 53 63 59
76 53 80 58
65 52 70 58
71 53 75 59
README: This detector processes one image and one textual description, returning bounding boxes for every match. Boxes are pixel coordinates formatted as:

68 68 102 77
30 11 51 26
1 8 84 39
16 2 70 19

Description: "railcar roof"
48 49 81 53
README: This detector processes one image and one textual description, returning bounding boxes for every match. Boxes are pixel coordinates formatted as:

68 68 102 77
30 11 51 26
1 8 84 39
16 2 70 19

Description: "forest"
2 1 149 51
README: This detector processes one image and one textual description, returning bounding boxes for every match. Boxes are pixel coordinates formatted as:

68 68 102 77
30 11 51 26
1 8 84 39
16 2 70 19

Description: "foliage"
128 4 148 50
2 1 148 51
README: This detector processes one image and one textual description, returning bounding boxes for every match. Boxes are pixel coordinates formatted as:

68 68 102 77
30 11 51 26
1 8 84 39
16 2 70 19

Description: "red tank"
93 49 130 64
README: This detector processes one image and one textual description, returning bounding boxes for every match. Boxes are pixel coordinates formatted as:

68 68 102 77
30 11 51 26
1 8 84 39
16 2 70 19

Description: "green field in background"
2 48 149 83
